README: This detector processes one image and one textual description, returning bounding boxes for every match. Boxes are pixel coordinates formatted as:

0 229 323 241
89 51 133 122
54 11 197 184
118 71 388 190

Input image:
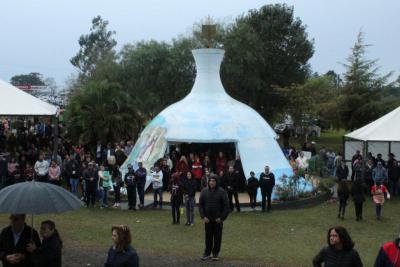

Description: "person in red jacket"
215 152 227 174
374 237 400 267
191 156 203 190
372 182 389 220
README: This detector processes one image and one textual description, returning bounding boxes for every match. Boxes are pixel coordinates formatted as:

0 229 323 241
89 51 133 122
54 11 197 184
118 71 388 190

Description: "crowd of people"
0 118 277 218
2 118 400 266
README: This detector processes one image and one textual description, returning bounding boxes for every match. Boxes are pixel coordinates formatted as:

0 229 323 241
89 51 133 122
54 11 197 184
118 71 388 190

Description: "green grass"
1 198 399 266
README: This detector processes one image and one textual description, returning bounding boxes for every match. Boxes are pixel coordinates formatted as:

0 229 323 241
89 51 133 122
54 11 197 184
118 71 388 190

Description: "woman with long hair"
104 225 139 267
351 178 366 221
313 226 363 267
27 220 62 267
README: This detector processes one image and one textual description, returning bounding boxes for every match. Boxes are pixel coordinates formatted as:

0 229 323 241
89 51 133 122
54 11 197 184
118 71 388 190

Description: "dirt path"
63 246 269 267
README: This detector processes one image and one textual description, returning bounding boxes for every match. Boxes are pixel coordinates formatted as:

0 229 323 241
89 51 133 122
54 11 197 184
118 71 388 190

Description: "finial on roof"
201 16 217 48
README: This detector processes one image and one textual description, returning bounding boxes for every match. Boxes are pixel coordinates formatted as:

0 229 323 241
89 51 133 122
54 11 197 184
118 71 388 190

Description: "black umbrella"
0 181 84 240
0 181 83 214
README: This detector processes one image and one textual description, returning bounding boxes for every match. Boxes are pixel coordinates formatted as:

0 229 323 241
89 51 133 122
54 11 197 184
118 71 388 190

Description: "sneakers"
200 255 211 261
212 255 219 261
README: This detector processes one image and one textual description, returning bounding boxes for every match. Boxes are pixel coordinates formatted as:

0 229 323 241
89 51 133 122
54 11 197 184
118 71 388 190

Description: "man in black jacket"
0 214 41 267
259 166 275 212
125 164 137 210
134 162 147 209
199 176 230 261
83 162 98 208
225 166 240 212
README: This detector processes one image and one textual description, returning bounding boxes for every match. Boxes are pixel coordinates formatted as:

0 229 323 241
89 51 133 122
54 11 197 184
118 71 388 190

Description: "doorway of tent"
166 142 246 191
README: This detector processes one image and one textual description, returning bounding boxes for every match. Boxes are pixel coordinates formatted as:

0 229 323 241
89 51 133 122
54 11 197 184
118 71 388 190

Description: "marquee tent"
122 49 293 196
344 106 400 163
0 79 58 116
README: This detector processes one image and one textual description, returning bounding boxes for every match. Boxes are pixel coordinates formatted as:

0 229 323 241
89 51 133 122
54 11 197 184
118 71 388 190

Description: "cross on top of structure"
201 16 217 48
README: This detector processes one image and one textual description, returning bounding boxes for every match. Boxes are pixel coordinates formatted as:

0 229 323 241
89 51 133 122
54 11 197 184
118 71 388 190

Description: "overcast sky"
0 0 399 89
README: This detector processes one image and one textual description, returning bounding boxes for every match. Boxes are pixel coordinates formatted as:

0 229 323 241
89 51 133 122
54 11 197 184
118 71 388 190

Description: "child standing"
371 182 389 220
247 171 259 211
337 180 349 220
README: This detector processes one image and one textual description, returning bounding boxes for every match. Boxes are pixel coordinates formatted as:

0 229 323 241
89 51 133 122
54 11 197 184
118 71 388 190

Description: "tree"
339 31 392 130
10 72 45 86
44 77 57 95
64 80 137 145
119 38 196 119
70 16 117 81
221 4 314 121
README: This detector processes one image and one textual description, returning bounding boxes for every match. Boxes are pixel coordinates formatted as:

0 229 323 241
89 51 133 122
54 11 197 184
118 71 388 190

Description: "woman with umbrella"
27 220 62 267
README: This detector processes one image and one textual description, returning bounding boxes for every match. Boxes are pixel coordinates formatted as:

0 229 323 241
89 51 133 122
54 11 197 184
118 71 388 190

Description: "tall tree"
70 16 117 81
119 38 196 119
10 72 45 86
339 31 392 130
221 4 314 121
64 80 137 145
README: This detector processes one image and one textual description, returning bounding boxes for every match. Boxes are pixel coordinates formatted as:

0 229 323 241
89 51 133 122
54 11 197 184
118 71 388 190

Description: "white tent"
122 49 293 196
0 79 58 116
344 106 400 162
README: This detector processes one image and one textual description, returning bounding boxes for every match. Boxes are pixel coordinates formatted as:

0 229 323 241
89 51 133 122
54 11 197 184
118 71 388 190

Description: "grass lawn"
1 197 399 266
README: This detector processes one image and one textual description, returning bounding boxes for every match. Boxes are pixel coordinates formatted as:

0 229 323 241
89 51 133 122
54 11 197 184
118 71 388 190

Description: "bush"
275 174 314 201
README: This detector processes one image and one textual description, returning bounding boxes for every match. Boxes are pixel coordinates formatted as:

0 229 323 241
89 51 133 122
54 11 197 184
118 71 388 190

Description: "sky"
0 0 399 89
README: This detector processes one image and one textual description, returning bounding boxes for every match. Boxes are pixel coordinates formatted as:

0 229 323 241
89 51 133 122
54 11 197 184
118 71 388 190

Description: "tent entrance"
168 142 237 161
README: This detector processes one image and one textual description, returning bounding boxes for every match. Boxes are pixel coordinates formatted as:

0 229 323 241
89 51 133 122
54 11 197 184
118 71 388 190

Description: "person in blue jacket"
104 225 139 267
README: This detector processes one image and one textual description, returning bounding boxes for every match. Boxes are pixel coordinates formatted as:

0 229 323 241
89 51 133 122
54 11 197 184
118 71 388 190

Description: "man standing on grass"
259 165 275 212
199 176 230 261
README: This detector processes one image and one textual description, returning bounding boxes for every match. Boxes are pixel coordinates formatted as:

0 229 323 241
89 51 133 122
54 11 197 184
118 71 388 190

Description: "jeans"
354 202 363 219
153 188 163 208
338 198 347 216
204 221 223 256
248 190 257 209
228 190 240 212
375 204 382 217
185 195 195 224
137 183 145 206
0 176 6 189
113 185 121 204
101 187 108 207
70 178 79 196
126 185 137 209
85 183 96 206
389 180 398 196
261 189 273 212
171 197 181 223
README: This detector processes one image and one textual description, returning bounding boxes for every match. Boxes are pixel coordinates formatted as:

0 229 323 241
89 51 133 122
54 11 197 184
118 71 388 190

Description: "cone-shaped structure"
122 49 293 192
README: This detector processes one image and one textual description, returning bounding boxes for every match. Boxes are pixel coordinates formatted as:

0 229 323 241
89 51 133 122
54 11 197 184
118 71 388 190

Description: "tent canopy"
0 79 58 116
345 106 400 142
121 49 293 189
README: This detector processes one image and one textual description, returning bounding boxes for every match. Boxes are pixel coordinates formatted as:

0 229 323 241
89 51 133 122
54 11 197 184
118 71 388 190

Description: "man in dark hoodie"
199 176 229 262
